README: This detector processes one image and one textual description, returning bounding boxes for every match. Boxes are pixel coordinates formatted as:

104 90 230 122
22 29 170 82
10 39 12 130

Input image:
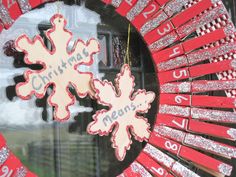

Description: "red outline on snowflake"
87 64 155 161
15 14 100 121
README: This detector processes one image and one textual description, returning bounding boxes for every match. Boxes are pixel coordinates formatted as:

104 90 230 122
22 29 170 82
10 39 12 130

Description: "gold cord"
125 24 131 66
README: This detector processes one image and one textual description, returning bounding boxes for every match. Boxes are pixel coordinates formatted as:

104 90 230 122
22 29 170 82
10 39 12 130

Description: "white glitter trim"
126 0 152 21
227 128 236 140
218 163 232 176
111 0 122 7
159 104 190 117
144 144 175 168
130 161 152 177
17 0 32 13
0 4 14 26
172 162 201 177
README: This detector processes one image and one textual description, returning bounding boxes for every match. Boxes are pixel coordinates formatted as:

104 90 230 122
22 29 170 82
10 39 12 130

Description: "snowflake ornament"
15 14 100 121
87 64 155 161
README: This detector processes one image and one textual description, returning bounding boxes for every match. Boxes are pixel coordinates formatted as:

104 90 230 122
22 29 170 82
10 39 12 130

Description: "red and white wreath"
0 0 236 176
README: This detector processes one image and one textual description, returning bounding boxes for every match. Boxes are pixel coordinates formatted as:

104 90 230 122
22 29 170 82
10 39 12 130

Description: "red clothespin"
154 4 230 71
131 1 160 29
177 3 228 39
155 125 236 159
144 0 221 45
191 79 236 93
0 0 24 28
138 0 189 37
149 132 232 176
17 0 31 13
0 4 13 28
160 94 191 107
0 153 23 176
138 0 187 37
173 0 220 28
143 143 199 177
152 22 235 59
124 161 152 177
160 93 236 109
158 104 236 139
160 80 236 94
158 58 236 84
155 114 189 130
191 107 236 123
116 0 138 17
189 119 236 141
136 152 174 177
156 41 236 72
159 103 236 124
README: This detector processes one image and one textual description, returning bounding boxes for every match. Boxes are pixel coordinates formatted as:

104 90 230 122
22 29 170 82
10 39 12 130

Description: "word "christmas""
31 48 89 91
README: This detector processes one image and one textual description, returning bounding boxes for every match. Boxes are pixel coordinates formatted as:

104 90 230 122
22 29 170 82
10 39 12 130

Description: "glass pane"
98 34 109 67
112 35 141 68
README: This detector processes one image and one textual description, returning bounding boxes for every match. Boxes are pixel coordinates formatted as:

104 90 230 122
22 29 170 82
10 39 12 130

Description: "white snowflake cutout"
15 14 100 121
87 64 155 161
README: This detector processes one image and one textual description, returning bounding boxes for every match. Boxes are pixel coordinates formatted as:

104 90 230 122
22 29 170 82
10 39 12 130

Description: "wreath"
0 0 236 176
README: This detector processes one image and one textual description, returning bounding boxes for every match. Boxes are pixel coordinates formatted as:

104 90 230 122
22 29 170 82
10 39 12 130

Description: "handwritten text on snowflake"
31 48 89 91
15 14 100 120
87 65 155 161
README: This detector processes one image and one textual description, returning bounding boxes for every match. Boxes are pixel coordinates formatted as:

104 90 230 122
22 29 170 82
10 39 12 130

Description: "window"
0 0 235 177
0 1 158 177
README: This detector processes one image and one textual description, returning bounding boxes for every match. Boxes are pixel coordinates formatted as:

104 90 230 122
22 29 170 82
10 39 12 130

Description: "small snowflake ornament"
87 64 155 161
14 14 100 121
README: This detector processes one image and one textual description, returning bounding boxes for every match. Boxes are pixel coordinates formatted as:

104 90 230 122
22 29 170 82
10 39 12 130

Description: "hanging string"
125 23 131 66
57 0 60 14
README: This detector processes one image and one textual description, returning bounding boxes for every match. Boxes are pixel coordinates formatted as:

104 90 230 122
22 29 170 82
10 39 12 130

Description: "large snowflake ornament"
15 14 100 121
87 64 155 161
